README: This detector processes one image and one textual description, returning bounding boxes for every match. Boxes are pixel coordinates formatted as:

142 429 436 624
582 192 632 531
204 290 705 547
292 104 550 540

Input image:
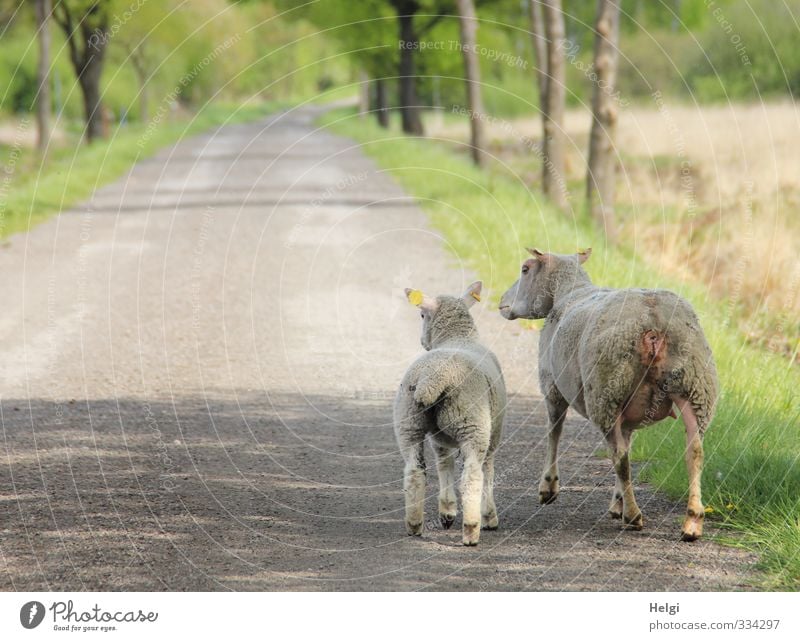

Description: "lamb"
499 248 718 541
394 281 506 546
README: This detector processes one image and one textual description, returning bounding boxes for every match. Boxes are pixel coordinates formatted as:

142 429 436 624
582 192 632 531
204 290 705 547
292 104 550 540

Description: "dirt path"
0 106 757 591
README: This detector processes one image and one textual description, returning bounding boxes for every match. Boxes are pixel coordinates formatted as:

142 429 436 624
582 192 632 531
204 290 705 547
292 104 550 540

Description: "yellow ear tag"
470 292 481 302
407 289 424 306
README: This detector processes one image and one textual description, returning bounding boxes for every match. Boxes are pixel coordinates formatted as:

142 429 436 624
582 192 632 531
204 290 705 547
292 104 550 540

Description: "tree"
528 0 547 104
284 0 396 128
35 0 51 153
358 69 370 119
586 0 620 237
373 77 390 128
388 0 454 135
390 0 425 135
455 0 485 166
107 0 190 123
53 0 110 143
541 0 567 209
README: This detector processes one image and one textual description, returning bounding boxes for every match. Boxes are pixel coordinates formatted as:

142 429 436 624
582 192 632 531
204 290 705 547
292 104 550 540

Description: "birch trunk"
586 0 621 237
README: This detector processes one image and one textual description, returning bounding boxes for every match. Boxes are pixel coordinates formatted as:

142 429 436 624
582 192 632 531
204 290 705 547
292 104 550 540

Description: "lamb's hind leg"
433 443 457 529
605 417 642 530
481 450 498 530
539 389 568 504
460 443 486 546
400 439 426 536
672 395 705 541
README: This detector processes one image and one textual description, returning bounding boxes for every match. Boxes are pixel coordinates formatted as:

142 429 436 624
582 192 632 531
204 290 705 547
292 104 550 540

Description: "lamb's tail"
412 373 447 408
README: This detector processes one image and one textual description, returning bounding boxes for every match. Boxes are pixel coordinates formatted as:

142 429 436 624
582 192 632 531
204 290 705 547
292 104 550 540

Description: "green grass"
323 107 800 590
0 101 283 239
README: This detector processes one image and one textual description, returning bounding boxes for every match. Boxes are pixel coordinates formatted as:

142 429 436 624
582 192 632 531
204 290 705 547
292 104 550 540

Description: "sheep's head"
405 281 481 350
499 248 591 320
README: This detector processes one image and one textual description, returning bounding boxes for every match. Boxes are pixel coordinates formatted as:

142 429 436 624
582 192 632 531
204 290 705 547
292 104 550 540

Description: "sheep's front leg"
540 391 568 504
672 396 705 541
401 440 426 536
460 445 485 546
433 444 457 529
605 419 642 530
481 451 498 530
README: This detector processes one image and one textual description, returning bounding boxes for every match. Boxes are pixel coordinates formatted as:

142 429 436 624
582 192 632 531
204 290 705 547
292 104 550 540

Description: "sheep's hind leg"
400 439 426 536
460 443 486 546
481 450 498 530
605 418 642 530
672 395 705 542
608 475 624 519
539 390 568 504
433 443 457 529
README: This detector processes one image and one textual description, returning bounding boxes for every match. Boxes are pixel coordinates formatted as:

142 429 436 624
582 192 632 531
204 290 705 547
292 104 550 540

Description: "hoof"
609 495 623 519
405 521 423 537
439 514 456 530
462 522 480 546
539 490 558 505
681 514 703 541
481 513 499 530
622 512 644 531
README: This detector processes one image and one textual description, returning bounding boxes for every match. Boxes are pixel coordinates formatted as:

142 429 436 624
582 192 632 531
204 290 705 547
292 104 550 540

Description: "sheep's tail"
412 372 448 408
640 329 667 366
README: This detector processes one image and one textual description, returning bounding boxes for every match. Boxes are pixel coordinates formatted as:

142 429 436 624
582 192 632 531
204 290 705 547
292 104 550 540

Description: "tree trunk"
129 48 149 122
395 3 424 135
374 77 389 128
53 2 109 143
541 0 567 209
529 0 548 104
79 57 104 142
358 69 370 119
35 0 51 153
139 81 149 123
586 0 621 237
456 0 486 166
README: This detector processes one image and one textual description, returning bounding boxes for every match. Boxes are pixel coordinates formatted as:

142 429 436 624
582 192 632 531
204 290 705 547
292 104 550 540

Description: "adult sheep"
395 281 506 546
499 248 718 541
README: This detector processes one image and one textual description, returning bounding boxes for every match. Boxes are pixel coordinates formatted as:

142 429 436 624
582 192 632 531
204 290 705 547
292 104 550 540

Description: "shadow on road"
0 392 756 591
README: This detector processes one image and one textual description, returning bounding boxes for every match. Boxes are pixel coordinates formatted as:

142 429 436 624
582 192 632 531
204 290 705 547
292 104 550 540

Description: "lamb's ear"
577 247 592 264
405 288 438 312
526 247 551 264
461 281 482 308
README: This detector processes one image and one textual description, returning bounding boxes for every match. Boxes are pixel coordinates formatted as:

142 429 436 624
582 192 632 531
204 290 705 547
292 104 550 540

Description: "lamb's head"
404 281 482 350
499 248 592 320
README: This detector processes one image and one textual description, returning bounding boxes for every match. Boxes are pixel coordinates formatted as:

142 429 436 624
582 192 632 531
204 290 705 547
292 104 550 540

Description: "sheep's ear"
405 288 438 312
461 281 482 308
577 247 592 264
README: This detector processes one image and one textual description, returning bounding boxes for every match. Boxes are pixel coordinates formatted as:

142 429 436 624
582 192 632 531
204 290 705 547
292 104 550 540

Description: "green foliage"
324 106 800 589
1 0 347 120
616 29 700 99
690 0 800 99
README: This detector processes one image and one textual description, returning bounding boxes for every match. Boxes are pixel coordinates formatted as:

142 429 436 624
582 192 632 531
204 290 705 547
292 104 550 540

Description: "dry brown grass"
428 101 800 358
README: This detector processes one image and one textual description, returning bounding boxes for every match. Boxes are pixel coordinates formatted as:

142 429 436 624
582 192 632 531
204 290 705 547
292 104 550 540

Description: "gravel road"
0 106 758 591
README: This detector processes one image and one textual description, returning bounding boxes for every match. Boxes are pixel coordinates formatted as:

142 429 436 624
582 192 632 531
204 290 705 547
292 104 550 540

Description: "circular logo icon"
20 601 45 629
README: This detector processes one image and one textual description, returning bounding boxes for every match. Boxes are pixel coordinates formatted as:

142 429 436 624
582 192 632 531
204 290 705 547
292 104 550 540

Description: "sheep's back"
555 288 716 427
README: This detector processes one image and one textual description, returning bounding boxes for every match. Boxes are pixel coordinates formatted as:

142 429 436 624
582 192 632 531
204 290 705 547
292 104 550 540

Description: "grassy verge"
0 101 283 239
323 107 800 589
